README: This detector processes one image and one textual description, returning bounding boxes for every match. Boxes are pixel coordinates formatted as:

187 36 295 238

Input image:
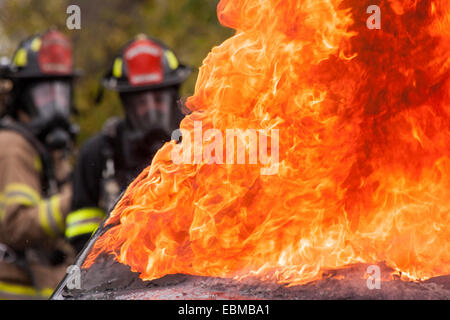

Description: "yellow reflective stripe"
0 281 53 298
66 208 105 225
1 184 40 222
165 50 179 70
50 195 65 233
0 194 5 222
41 288 54 297
33 156 43 173
38 200 55 237
39 197 65 237
65 222 101 239
13 48 28 67
65 208 105 238
4 195 35 207
113 58 123 78
30 37 42 52
0 282 35 296
5 184 40 204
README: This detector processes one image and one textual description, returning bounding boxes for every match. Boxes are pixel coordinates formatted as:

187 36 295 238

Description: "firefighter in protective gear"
0 30 79 299
0 57 12 115
68 34 191 253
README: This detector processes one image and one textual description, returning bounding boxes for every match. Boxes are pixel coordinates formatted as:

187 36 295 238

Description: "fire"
84 0 450 286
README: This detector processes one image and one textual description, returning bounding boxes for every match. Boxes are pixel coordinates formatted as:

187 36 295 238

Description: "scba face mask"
121 88 180 136
119 88 183 174
25 80 78 150
30 81 71 119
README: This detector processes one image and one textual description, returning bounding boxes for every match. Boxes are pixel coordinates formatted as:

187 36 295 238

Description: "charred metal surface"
51 203 450 300
53 251 450 300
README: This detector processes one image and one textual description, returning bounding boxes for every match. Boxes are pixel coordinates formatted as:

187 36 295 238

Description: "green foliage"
0 0 233 143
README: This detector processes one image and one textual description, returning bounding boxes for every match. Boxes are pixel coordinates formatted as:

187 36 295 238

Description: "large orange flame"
84 0 450 286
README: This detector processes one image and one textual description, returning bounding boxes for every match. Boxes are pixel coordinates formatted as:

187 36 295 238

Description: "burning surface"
57 252 450 299
84 0 450 288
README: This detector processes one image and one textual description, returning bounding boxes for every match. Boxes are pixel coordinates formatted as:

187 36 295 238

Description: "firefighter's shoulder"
0 129 36 159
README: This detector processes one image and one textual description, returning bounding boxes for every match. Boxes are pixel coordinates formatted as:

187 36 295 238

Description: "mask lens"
30 81 71 119
123 89 174 133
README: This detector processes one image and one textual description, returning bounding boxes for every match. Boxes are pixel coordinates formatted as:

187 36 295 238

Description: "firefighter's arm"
0 134 70 249
65 136 106 251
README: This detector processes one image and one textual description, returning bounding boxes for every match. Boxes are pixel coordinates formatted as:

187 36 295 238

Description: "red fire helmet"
7 29 81 79
102 34 191 92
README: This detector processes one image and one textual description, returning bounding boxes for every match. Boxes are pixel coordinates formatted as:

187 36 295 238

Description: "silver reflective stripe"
5 191 38 205
67 217 102 229
45 200 62 235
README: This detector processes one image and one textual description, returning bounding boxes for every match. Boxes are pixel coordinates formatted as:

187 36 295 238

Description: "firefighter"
0 30 79 299
0 57 12 115
66 34 191 253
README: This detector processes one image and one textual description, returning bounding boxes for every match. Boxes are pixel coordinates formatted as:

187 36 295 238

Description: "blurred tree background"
0 0 233 143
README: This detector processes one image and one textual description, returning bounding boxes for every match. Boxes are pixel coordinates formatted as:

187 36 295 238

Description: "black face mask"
23 80 78 151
